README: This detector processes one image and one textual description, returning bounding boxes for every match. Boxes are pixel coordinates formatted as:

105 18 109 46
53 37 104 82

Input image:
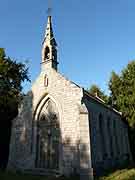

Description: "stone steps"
22 168 61 177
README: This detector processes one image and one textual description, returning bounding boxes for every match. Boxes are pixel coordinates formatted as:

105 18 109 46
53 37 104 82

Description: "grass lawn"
95 168 135 180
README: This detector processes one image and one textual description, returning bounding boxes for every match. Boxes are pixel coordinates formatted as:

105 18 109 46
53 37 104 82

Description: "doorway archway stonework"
32 95 62 172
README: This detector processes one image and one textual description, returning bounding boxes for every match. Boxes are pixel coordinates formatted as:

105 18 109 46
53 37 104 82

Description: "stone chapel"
8 15 132 179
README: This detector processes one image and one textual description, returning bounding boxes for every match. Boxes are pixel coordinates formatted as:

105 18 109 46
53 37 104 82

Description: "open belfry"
8 7 132 180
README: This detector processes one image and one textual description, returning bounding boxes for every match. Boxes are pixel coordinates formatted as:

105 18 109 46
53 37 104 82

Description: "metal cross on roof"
47 0 52 16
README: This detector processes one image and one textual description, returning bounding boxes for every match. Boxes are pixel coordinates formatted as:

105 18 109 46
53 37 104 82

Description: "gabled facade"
8 15 132 180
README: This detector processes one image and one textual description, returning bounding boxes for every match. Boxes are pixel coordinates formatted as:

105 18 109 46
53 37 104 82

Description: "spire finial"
47 0 52 16
42 0 58 70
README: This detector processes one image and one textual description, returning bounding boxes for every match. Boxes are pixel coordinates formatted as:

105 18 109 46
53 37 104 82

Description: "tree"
0 48 30 114
109 61 135 160
0 48 30 169
109 61 135 127
88 84 108 103
108 71 122 108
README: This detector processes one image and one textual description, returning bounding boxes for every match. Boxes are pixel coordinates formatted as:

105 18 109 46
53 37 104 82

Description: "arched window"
99 113 106 159
44 74 48 87
45 46 50 60
52 46 57 61
107 117 113 157
113 120 120 156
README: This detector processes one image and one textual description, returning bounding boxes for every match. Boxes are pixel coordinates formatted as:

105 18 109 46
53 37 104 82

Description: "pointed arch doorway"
36 98 60 170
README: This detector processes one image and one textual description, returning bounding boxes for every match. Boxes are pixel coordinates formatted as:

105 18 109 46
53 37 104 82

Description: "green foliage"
0 48 30 120
108 71 121 108
109 61 135 127
0 48 5 59
88 84 108 103
95 168 135 180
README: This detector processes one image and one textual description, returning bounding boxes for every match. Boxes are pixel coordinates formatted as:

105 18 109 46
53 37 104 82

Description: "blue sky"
0 0 135 94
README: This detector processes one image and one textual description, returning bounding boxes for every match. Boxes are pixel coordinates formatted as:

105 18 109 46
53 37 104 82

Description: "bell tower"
41 13 58 71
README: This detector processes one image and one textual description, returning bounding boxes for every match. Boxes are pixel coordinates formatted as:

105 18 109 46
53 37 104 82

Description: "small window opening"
45 46 50 60
44 75 48 87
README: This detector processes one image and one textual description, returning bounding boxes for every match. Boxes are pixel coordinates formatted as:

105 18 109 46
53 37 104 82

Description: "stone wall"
8 64 131 180
7 92 34 170
83 92 132 175
8 66 92 177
